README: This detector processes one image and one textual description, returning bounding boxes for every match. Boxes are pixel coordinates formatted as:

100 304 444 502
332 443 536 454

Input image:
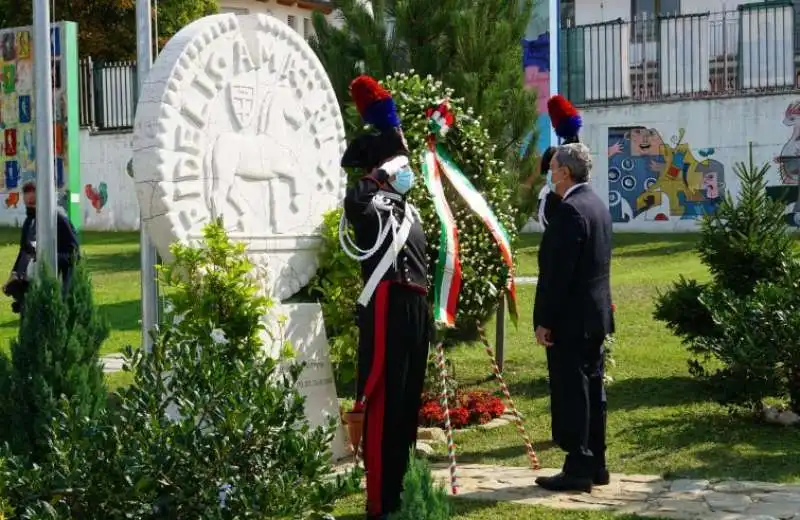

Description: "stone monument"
131 13 349 459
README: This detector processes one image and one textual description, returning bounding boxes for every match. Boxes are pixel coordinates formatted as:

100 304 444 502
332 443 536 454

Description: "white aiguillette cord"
338 155 412 263
339 196 418 306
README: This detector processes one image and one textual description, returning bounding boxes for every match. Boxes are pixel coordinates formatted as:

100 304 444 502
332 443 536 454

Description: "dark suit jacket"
534 184 614 341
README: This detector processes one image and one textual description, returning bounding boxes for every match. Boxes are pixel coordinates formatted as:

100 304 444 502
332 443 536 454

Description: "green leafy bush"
308 210 361 394
654 144 800 412
387 453 450 520
0 261 108 463
0 220 360 519
311 73 518 387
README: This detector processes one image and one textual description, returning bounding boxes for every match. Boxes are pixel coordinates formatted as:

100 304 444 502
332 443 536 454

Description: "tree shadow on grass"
86 250 140 274
504 377 549 400
614 242 697 259
617 413 800 482
1 299 142 332
100 299 141 331
608 376 710 411
504 375 709 412
433 440 559 467
81 231 140 246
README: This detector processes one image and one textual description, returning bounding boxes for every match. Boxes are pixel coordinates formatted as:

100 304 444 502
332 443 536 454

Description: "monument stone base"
264 302 349 461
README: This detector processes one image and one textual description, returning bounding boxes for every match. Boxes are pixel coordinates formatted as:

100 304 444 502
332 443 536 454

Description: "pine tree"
697 143 795 296
387 453 450 520
653 143 800 409
0 262 108 462
309 0 538 223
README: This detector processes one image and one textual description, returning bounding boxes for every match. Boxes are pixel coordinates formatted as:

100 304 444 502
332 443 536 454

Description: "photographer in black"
3 182 80 316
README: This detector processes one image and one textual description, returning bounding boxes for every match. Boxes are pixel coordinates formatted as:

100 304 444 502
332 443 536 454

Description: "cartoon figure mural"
521 1 552 158
767 101 800 227
607 126 726 223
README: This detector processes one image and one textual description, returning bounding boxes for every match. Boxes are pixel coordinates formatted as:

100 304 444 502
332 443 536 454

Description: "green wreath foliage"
311 73 518 391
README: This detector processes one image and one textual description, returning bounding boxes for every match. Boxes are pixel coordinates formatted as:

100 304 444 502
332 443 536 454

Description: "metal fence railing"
560 3 800 106
78 58 137 131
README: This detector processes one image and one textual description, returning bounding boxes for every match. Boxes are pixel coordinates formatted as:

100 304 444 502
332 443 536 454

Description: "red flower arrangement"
418 390 506 429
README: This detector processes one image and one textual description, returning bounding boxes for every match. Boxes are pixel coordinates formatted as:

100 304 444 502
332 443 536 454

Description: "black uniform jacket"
541 191 561 225
534 184 614 341
343 173 428 295
13 207 80 281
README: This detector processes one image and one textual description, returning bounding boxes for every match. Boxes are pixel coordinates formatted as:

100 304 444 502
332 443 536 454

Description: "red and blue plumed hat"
349 75 402 132
547 94 582 141
341 75 406 170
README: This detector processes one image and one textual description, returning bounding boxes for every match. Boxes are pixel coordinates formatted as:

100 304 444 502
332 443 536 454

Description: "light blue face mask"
546 171 557 192
390 166 415 195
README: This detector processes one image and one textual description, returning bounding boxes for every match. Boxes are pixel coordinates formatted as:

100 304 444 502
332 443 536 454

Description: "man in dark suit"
533 142 614 493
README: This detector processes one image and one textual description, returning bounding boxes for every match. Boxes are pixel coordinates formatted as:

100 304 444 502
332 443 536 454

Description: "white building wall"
574 0 771 25
220 0 330 38
574 0 629 25
78 130 139 231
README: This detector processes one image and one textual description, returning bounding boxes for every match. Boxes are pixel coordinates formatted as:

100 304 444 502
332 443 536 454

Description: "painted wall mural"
521 1 551 158
0 23 80 228
766 101 800 227
84 182 108 213
607 127 726 223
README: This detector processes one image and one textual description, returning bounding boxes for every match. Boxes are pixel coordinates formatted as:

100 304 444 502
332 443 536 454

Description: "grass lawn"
0 227 141 356
4 227 799 487
433 233 800 483
332 494 664 519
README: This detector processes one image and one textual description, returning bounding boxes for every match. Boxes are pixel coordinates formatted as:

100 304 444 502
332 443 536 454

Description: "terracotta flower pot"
343 410 365 458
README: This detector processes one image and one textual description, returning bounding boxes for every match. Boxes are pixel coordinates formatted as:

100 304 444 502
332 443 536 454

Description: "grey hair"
554 143 592 183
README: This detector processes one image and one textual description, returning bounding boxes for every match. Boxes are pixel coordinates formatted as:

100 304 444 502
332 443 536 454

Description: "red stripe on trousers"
365 280 390 516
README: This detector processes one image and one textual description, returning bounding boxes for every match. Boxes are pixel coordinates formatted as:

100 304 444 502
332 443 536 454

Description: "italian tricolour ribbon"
422 138 462 327
420 102 519 327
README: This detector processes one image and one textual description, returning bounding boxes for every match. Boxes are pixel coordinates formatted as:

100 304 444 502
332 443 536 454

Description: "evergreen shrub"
654 144 800 412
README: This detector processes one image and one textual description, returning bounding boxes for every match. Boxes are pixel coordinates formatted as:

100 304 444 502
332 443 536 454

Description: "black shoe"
535 472 592 493
594 468 610 486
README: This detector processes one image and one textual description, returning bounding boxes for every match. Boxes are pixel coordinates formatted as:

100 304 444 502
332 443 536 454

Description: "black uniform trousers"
546 333 607 478
357 280 430 518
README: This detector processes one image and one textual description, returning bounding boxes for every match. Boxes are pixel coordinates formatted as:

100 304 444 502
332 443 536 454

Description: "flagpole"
33 0 57 273
136 0 159 352
549 0 560 146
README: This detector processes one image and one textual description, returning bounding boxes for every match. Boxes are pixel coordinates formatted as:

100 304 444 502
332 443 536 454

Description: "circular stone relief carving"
132 13 346 301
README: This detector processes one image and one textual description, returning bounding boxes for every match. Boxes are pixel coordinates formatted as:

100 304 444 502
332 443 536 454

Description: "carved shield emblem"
228 79 256 130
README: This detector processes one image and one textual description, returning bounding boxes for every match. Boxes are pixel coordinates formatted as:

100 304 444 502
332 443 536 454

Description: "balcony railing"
560 3 799 106
79 58 137 131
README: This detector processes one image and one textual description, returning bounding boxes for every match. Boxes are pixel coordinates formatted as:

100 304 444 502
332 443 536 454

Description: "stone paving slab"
429 464 800 519
102 354 125 373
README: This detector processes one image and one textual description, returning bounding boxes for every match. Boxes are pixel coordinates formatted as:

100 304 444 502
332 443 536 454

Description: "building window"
560 0 575 28
632 0 680 19
632 0 680 40
220 7 248 15
288 15 297 31
303 18 313 39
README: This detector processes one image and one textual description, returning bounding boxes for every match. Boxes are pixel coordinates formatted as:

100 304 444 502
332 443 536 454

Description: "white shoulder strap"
357 203 416 307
